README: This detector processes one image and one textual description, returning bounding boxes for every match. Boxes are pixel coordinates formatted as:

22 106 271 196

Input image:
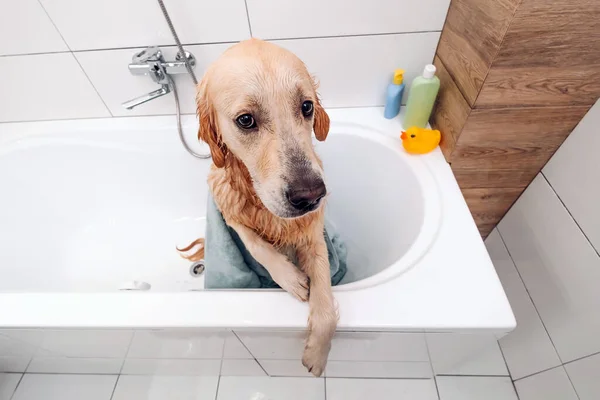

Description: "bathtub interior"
0 126 424 292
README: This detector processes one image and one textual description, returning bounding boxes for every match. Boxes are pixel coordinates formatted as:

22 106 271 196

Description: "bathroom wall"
0 0 450 123
485 100 600 399
431 0 600 237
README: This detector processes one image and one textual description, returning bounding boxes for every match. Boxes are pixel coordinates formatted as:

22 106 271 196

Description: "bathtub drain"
190 260 205 277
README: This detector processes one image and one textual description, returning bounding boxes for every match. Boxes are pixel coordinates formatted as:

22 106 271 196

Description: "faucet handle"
132 46 164 64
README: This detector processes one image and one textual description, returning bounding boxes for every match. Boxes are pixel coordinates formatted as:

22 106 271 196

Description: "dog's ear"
311 78 329 141
197 79 228 168
313 97 330 142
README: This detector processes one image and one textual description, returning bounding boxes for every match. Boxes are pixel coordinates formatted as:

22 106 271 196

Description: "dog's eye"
235 114 256 129
302 101 314 117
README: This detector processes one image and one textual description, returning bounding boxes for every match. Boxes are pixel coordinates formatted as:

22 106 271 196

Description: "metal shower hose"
157 0 211 159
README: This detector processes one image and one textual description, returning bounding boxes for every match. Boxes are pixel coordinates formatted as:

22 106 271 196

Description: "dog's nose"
286 180 327 211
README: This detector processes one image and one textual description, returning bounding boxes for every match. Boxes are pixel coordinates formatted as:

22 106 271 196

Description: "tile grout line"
423 332 441 399
243 0 253 37
541 172 600 258
496 334 520 398
8 372 26 400
0 30 442 59
231 331 269 376
108 374 121 400
496 227 565 366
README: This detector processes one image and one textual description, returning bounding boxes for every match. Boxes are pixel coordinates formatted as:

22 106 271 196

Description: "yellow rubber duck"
400 126 441 154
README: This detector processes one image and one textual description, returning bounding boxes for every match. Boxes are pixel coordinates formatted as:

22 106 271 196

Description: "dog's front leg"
228 221 309 302
297 229 338 377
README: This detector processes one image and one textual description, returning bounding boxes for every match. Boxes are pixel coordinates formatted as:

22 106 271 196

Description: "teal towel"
204 195 347 289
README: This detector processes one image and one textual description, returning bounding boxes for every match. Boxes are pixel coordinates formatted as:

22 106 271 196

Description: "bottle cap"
393 69 405 85
423 64 436 79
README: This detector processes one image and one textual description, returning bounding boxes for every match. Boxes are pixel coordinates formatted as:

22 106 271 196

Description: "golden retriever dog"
186 38 336 376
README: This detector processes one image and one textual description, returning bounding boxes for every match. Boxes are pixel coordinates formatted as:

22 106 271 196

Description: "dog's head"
197 39 329 219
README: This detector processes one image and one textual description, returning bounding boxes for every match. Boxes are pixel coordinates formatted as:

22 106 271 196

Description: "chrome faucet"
122 46 196 110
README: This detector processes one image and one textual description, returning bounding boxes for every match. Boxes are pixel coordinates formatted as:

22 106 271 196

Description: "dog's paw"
278 268 309 302
302 343 328 377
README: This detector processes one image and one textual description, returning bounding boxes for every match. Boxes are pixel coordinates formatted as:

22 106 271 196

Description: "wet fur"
181 39 337 377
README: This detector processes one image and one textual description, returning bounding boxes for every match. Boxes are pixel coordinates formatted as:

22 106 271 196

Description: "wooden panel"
436 0 520 105
430 56 471 160
451 105 591 170
475 0 600 107
452 168 538 189
462 187 523 237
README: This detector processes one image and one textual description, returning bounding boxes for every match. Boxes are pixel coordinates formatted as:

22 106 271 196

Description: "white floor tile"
224 332 253 359
0 373 22 400
564 353 600 400
486 229 562 379
326 378 438 400
0 357 30 373
329 332 429 361
112 375 219 400
258 360 314 377
12 374 117 400
126 330 224 359
437 376 518 400
121 359 221 376
217 376 324 400
27 357 123 374
515 367 578 400
221 359 266 376
427 333 508 376
499 175 600 362
325 361 432 379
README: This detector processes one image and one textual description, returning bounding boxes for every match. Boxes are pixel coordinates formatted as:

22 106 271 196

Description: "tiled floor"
0 373 521 400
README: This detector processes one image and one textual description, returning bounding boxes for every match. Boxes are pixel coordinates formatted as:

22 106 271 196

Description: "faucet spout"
122 84 170 110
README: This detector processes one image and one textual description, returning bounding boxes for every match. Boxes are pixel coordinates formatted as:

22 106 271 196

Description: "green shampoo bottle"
403 64 440 128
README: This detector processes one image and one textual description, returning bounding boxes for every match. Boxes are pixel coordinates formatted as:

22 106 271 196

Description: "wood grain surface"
450 105 591 170
475 0 600 107
430 56 471 160
437 0 520 105
461 187 523 237
452 168 538 189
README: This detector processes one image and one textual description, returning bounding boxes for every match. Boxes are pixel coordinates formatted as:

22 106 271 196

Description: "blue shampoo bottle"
384 69 405 119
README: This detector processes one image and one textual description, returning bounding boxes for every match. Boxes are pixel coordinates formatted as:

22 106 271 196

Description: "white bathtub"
0 108 514 377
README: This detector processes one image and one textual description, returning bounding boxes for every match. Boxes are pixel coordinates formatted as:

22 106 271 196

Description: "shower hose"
157 0 211 160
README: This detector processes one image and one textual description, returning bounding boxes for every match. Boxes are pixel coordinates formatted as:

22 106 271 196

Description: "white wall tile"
39 0 249 51
0 0 67 56
498 174 600 362
217 376 324 400
236 331 306 360
258 360 314 377
437 376 518 400
326 378 438 400
329 332 429 362
12 374 118 400
485 230 561 379
27 357 123 374
0 358 29 373
112 375 219 400
325 361 432 379
0 335 37 358
126 330 224 359
515 367 578 400
0 373 21 400
0 53 110 122
38 330 132 358
75 44 229 117
543 100 600 253
221 359 266 376
564 353 600 400
247 0 449 39
275 33 440 108
427 333 509 376
121 359 221 376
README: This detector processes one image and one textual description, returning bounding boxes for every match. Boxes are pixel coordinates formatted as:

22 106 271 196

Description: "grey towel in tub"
204 195 347 289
